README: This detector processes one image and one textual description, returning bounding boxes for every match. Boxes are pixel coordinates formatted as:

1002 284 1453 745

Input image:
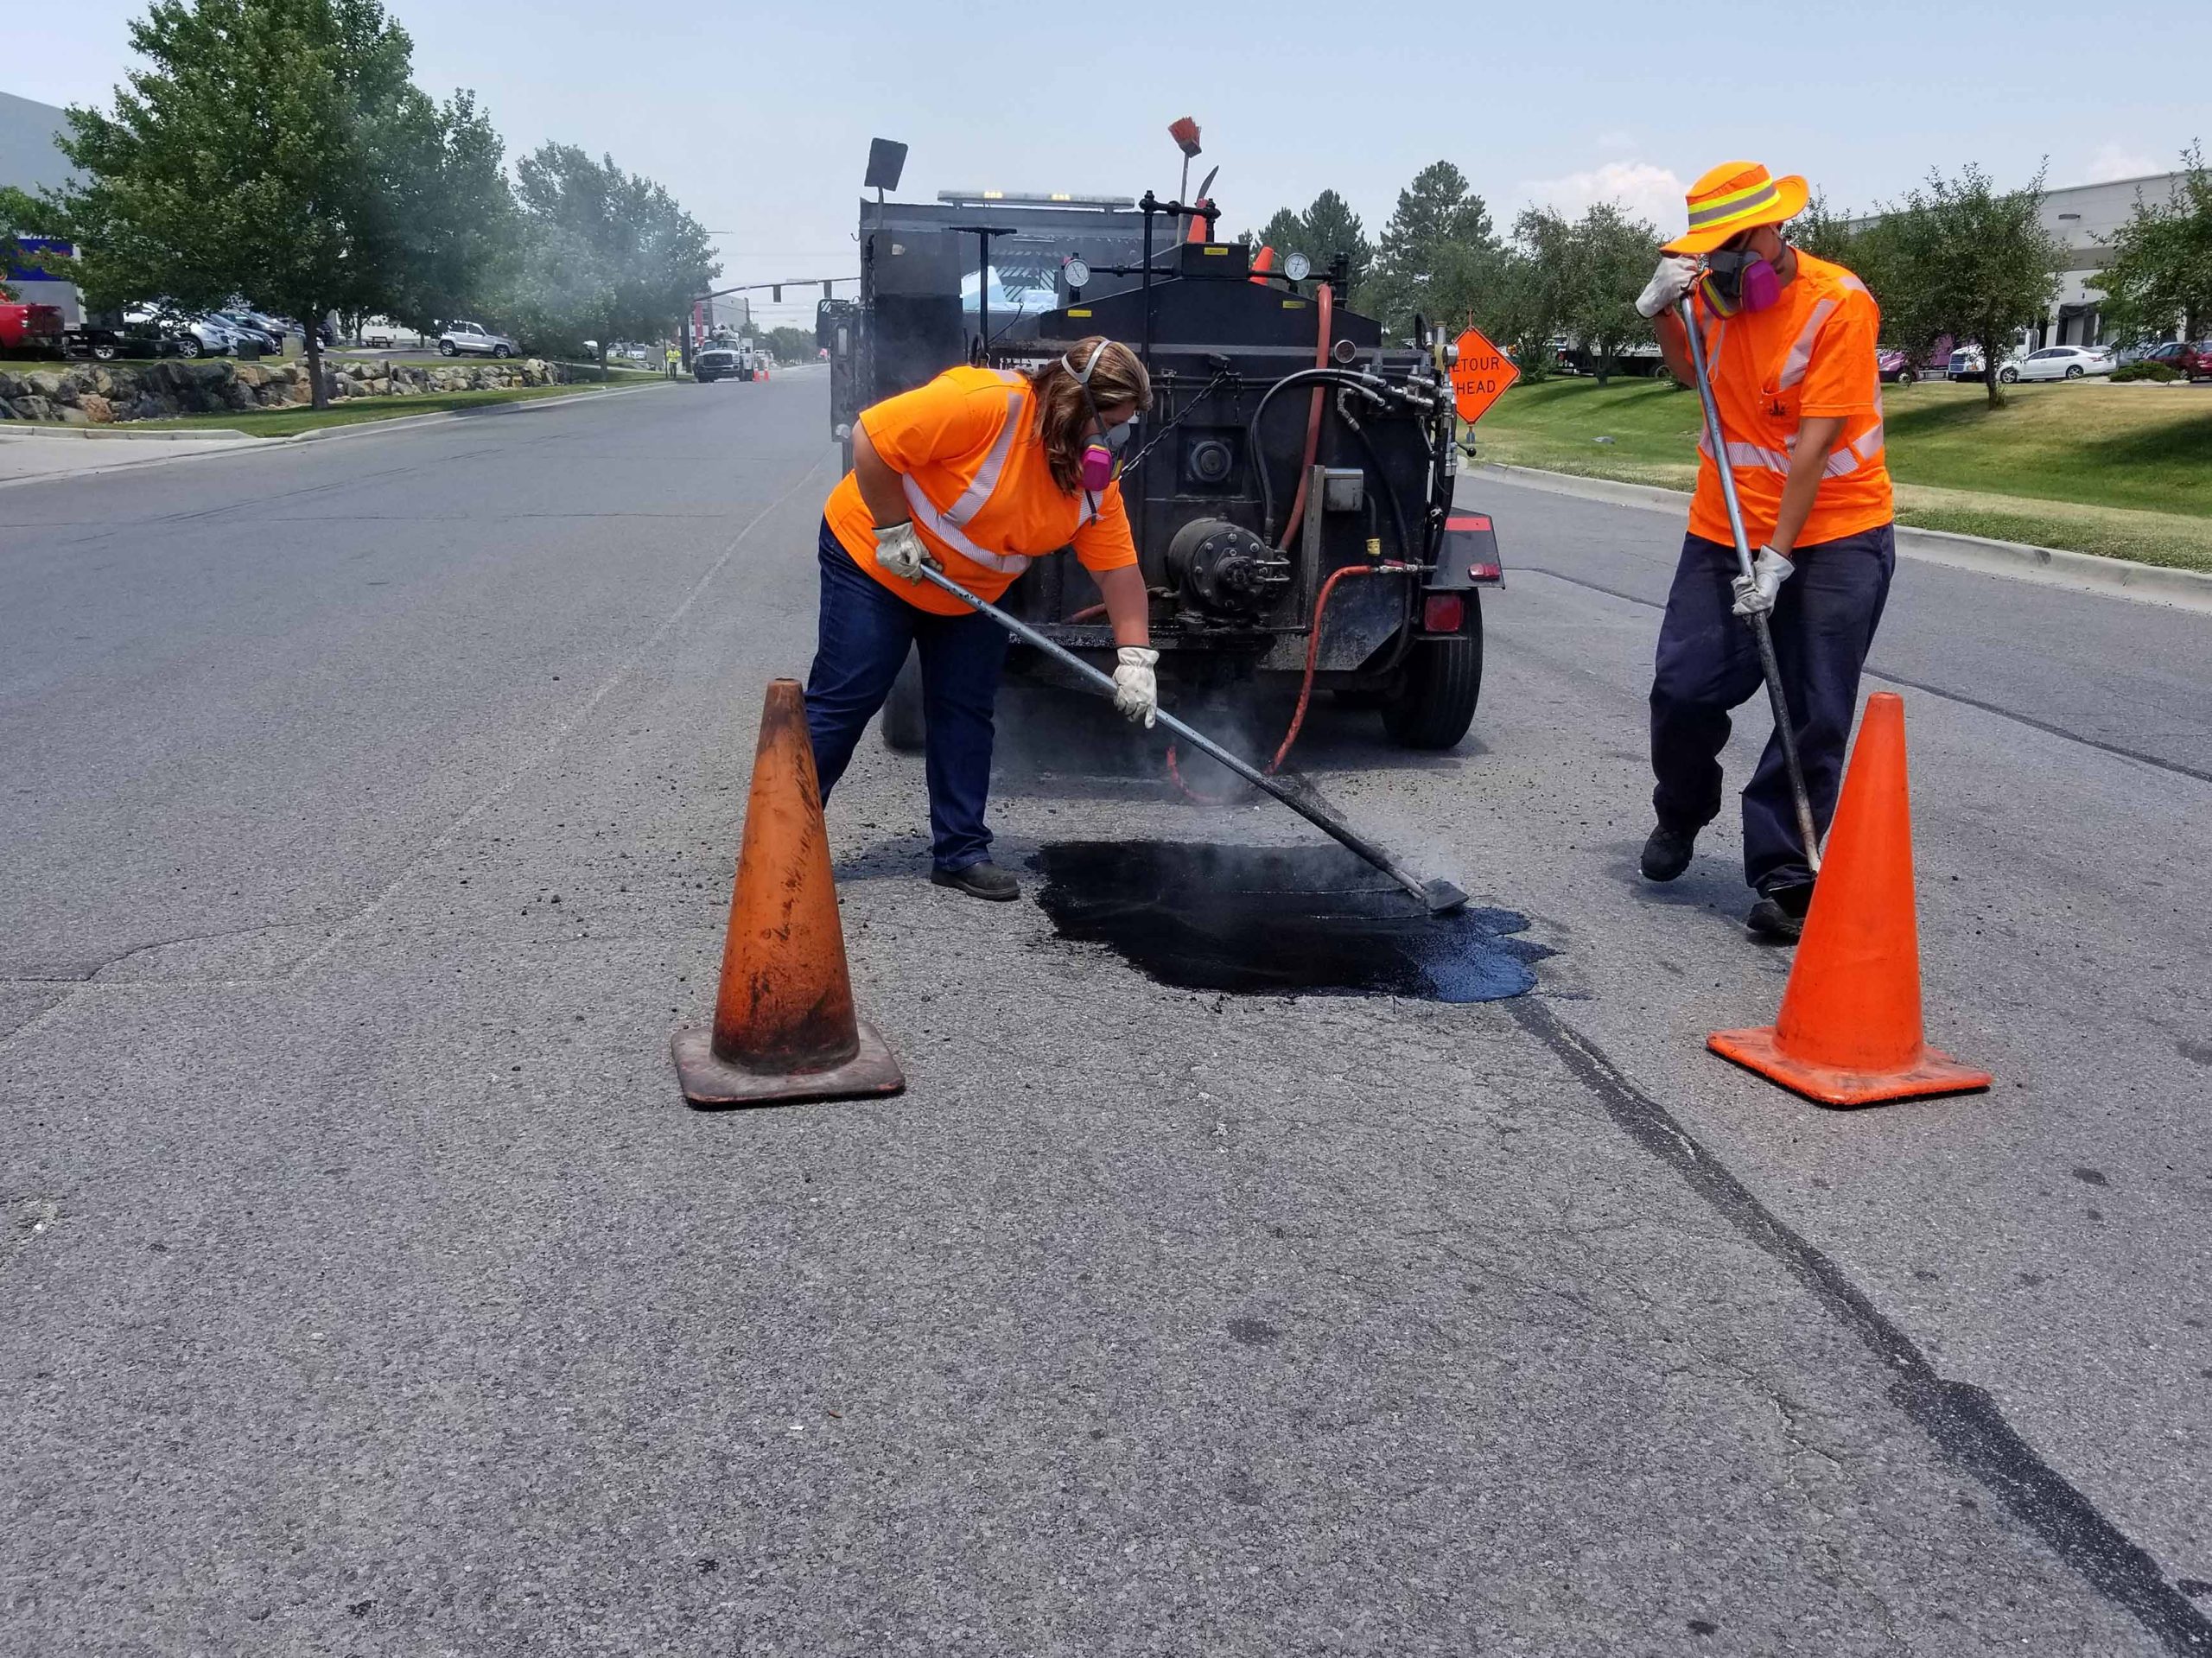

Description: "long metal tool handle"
911 562 1442 908
1676 298 1822 875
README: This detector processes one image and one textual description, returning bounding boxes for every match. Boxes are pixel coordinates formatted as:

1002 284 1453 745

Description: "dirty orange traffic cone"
671 679 904 1109
1707 693 1991 1108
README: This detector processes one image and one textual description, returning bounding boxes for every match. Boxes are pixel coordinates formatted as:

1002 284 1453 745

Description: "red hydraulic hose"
1274 282 1333 553
1166 560 1414 803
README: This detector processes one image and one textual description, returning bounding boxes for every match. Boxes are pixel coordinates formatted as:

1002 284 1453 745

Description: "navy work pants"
804 518 1010 873
1649 524 1894 894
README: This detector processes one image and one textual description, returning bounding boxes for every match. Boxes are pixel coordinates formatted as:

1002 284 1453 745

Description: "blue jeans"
804 519 1010 873
1649 524 1894 894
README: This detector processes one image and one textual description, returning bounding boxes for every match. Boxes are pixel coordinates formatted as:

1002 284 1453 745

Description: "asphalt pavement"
3 368 2208 1655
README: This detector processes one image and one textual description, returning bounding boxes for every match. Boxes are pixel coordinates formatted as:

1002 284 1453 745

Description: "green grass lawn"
1470 376 2212 572
114 379 657 437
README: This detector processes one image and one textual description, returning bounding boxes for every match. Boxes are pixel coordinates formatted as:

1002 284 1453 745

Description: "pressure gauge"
1064 257 1091 290
1284 251 1312 283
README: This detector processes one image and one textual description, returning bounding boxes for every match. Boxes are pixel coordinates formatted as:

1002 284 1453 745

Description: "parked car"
211 311 281 353
0 300 66 357
2134 339 2212 379
438 320 517 358
2003 345 2115 383
118 305 235 358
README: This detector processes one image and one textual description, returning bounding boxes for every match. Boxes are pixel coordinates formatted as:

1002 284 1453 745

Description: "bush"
2112 360 2180 383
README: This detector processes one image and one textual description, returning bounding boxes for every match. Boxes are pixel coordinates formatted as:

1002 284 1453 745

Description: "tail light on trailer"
1422 594 1466 633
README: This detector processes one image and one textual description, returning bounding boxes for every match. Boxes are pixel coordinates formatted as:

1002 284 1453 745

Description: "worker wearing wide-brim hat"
804 337 1158 902
1631 161 1897 943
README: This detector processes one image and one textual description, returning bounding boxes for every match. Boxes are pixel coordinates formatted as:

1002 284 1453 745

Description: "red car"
0 301 66 358
2135 340 2212 379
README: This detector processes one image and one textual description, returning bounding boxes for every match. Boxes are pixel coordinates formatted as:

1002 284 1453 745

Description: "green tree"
510 143 718 365
1368 161 1497 332
2089 142 2212 344
761 325 815 363
1255 206 1304 258
382 90 515 335
1508 202 1659 384
44 0 496 409
1568 202 1658 384
1299 188 1373 295
1874 162 2061 407
1789 192 1861 266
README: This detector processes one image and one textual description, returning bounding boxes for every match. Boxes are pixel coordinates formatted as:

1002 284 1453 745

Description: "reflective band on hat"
1686 179 1780 228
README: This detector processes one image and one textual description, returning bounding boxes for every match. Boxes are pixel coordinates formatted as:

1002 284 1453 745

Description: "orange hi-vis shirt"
825 366 1141 617
1687 250 1893 549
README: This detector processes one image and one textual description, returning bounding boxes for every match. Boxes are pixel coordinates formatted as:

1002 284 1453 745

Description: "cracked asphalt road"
3 372 2208 1655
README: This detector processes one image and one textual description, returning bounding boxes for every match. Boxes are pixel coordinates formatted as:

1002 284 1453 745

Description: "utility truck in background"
818 143 1504 754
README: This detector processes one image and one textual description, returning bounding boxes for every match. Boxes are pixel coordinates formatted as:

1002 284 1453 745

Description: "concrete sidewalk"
0 428 260 484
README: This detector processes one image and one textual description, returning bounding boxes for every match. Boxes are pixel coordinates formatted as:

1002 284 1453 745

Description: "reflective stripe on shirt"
904 378 1035 575
1777 298 1840 390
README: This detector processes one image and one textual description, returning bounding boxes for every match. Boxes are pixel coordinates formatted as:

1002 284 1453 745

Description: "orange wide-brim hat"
1662 161 1810 255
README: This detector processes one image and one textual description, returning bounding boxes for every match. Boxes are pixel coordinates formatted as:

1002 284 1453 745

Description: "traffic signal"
822 281 832 299
771 285 782 302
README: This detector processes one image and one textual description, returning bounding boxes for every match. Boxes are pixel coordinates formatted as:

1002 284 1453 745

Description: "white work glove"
1731 547 1794 617
1111 646 1159 728
873 520 927 581
1636 253 1700 320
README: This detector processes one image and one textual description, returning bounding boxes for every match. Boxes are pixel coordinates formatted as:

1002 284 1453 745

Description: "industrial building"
2031 169 2190 348
1 89 82 326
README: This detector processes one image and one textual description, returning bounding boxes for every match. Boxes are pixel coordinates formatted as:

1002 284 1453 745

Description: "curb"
1471 461 2212 616
0 381 672 490
0 423 259 443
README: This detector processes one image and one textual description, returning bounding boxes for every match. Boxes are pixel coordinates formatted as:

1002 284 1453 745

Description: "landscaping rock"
0 353 579 424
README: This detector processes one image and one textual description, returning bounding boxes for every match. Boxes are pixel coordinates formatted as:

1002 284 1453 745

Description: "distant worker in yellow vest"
1633 161 1897 943
665 343 681 380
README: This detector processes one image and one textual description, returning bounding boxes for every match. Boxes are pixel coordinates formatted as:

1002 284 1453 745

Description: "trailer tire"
1381 626 1482 752
880 651 926 753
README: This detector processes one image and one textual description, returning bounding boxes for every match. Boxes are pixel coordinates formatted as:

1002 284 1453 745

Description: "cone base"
672 1020 906 1110
1707 1026 1992 1109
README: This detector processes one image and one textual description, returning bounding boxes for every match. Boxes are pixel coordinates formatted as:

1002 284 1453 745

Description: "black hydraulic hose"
1345 416 1414 564
1249 368 1403 540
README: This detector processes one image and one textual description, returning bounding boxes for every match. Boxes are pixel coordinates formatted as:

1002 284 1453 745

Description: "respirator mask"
1064 340 1131 499
1700 238 1783 317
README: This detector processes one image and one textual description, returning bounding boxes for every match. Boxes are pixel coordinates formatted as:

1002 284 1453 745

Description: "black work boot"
1746 882 1815 943
1640 821 1698 883
930 861 1020 902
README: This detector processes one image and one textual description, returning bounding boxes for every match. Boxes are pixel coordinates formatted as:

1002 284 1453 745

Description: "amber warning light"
1450 326 1520 424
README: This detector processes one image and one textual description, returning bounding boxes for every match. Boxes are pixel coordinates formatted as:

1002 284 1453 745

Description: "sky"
19 0 2209 332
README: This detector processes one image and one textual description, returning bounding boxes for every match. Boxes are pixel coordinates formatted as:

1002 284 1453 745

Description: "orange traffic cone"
671 679 904 1109
1707 693 1991 1108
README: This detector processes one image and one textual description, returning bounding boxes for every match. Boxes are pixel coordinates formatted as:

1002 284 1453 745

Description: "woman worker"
804 337 1159 901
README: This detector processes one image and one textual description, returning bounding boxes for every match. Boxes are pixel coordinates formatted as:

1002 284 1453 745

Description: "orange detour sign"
1450 327 1519 423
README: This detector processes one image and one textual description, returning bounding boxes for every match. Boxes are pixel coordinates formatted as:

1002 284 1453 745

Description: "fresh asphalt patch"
1032 839 1548 1002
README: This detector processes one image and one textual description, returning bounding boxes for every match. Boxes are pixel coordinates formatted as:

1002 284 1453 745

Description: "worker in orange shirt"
806 337 1158 901
1633 161 1897 942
